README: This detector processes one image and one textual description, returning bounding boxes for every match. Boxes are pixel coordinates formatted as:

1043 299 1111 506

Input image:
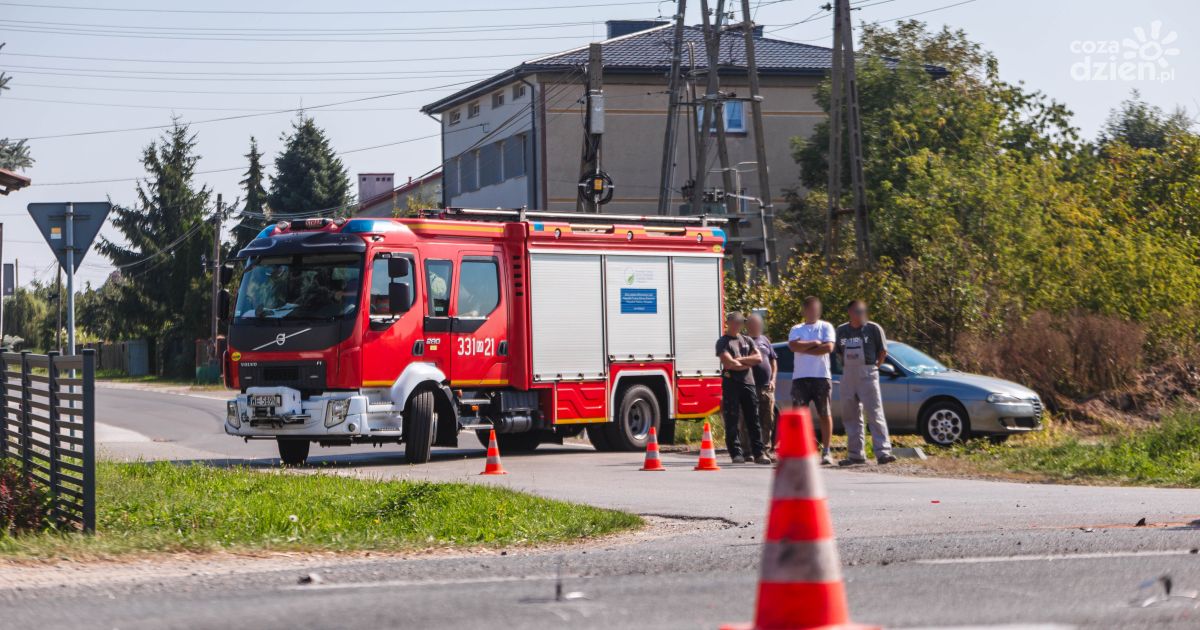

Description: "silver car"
772 341 1044 446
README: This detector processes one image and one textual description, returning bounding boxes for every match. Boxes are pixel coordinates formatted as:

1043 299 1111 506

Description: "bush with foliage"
0 460 51 536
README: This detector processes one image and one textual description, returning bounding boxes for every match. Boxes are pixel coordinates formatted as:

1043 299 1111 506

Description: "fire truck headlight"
226 401 241 429
325 398 351 428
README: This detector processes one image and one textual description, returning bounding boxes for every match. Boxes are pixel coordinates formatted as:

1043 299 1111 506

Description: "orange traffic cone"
694 421 721 471
640 426 666 471
480 429 508 475
721 408 878 630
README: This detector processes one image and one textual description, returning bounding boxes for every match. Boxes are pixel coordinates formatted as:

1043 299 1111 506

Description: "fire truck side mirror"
388 257 411 278
218 263 234 286
217 289 231 322
388 283 412 314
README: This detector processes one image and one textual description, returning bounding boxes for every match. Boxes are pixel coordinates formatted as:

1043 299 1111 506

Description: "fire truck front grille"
240 361 326 390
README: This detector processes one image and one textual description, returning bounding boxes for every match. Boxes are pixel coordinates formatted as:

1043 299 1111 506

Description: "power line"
0 25 601 44
23 79 484 140
0 0 660 15
2 96 426 113
769 0 982 41
0 50 557 66
10 81 475 96
3 63 509 77
9 68 501 83
0 18 601 34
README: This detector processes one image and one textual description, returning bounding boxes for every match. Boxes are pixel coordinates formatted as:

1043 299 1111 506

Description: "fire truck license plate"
250 394 282 407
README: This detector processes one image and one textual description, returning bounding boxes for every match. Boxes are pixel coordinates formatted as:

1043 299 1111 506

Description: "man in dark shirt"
742 313 778 455
715 312 770 465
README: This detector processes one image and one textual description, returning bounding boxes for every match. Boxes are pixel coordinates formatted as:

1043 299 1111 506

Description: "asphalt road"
3 384 1199 629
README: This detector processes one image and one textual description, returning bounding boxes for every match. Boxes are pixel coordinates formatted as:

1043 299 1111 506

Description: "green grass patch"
945 411 1200 487
97 370 226 390
0 462 642 559
673 416 725 446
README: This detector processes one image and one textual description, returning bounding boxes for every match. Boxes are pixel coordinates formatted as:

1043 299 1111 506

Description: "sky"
0 0 1196 290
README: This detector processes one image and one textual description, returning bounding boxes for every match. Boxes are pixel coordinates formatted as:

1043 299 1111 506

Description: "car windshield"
887 342 949 375
235 254 363 321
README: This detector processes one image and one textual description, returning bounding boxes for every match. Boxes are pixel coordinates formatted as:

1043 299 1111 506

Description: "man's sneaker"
838 457 867 467
754 454 773 465
820 452 836 466
877 453 898 465
731 455 746 464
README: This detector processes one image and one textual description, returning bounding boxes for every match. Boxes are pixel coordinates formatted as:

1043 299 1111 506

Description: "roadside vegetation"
0 462 641 560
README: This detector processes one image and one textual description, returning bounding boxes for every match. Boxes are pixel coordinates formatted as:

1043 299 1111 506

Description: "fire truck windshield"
234 253 362 321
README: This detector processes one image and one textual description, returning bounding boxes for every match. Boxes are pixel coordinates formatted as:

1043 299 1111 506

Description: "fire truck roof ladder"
429 207 728 227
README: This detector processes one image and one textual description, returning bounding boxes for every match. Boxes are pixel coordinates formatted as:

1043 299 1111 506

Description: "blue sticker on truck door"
620 288 658 314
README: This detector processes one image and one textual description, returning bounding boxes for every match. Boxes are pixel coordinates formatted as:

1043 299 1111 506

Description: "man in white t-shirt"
787 296 837 465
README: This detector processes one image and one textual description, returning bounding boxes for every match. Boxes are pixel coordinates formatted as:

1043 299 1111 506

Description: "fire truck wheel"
606 385 660 451
277 439 310 466
404 390 437 464
586 424 613 451
476 430 541 452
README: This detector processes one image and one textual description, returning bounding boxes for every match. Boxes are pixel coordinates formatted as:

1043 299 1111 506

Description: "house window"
460 151 478 192
503 134 526 179
512 83 527 100
479 142 502 188
444 158 460 199
448 110 461 126
697 101 746 133
467 101 481 118
491 92 505 109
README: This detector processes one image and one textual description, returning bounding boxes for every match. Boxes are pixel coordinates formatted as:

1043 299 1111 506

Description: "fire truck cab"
223 209 726 465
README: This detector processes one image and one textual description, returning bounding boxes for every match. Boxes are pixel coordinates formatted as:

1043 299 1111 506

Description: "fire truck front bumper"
224 387 385 438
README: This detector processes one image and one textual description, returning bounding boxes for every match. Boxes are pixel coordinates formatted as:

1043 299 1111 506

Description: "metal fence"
0 350 96 532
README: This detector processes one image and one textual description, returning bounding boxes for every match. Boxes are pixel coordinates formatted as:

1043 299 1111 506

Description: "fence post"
81 349 96 533
0 348 7 459
47 351 61 524
19 350 30 476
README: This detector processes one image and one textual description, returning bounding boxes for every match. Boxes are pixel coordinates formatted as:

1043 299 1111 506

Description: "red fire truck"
222 209 726 465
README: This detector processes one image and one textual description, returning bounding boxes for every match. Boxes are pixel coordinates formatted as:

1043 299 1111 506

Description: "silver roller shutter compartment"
529 253 606 381
671 257 722 377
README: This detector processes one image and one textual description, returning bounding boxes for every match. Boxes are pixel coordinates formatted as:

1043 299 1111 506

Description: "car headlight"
987 393 1022 404
325 398 351 428
226 401 241 428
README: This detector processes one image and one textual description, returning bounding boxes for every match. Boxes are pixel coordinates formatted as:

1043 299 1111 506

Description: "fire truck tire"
277 439 310 466
475 430 541 452
657 418 677 445
606 385 660 451
404 390 437 464
586 424 613 452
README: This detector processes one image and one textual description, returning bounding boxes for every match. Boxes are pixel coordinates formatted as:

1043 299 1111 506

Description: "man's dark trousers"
722 382 764 458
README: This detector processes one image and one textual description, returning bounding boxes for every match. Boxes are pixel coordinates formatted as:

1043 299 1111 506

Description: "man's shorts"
791 377 832 415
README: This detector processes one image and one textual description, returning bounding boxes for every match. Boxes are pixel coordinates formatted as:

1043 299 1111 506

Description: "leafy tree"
0 43 34 171
3 283 52 350
232 136 268 252
267 116 351 218
97 120 214 376
1100 91 1193 150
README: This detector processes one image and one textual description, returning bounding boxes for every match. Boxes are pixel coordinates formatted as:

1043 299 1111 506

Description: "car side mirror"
879 363 898 377
388 257 411 279
217 289 231 322
388 283 412 314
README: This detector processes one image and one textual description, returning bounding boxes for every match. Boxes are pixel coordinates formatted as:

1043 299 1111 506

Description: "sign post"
27 202 111 356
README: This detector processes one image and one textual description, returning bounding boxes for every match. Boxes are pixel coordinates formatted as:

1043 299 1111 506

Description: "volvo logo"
253 327 313 351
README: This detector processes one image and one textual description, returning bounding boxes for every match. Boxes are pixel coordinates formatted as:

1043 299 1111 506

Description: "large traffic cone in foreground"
721 408 878 630
640 426 666 471
694 421 721 471
480 429 508 475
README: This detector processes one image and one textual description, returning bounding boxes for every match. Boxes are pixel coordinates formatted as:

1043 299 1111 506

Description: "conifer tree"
268 116 351 218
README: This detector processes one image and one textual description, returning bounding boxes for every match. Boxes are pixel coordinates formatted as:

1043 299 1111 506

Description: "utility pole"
577 43 606 213
55 264 62 353
827 0 871 264
696 0 746 282
210 194 223 362
740 0 779 284
656 0 687 216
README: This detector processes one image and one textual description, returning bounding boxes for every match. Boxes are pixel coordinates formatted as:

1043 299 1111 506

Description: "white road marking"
283 573 571 591
95 422 151 443
914 549 1198 565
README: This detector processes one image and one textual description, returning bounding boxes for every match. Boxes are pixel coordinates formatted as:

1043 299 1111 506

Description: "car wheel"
277 439 310 466
475 430 541 452
404 390 437 464
920 400 970 447
604 385 660 451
